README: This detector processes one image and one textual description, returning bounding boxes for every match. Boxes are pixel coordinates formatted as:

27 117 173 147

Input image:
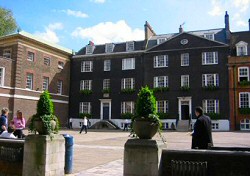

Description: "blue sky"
0 0 249 51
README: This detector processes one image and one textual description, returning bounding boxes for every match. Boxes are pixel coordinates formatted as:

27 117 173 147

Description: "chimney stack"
179 25 183 33
249 19 250 31
144 21 156 40
225 11 230 41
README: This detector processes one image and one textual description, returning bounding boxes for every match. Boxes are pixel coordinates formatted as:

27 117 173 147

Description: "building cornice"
73 50 145 59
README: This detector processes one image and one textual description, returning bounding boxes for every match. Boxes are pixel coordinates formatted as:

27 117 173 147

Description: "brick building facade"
229 30 250 130
0 31 72 126
70 12 231 131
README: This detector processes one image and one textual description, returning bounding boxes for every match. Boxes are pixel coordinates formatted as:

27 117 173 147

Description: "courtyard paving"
45 129 250 176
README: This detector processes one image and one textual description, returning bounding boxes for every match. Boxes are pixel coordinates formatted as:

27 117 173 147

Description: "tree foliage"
0 7 18 36
37 91 54 116
136 86 157 117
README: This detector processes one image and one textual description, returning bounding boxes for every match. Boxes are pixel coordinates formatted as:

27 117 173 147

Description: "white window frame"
154 55 168 68
103 79 110 90
157 100 169 113
121 101 134 114
86 45 95 55
81 61 93 72
44 57 50 66
126 41 134 51
157 38 167 45
181 75 189 87
122 58 135 70
27 51 35 62
3 49 11 59
104 60 111 71
203 99 219 113
57 80 63 95
0 67 5 86
238 67 249 82
105 43 114 53
202 74 219 87
202 52 218 65
239 92 250 108
154 76 168 88
79 102 91 114
26 73 33 90
121 78 135 89
236 41 248 56
240 119 250 130
80 80 92 90
204 33 214 40
42 77 49 91
181 53 189 66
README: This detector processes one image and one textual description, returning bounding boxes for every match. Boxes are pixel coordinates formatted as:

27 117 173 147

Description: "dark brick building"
70 12 232 130
229 26 250 130
0 31 72 126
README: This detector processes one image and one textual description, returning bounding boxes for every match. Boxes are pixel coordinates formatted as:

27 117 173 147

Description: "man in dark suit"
192 106 213 149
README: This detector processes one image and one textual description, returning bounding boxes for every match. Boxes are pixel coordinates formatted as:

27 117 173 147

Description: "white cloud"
34 23 63 43
71 20 144 44
233 0 250 12
236 20 248 27
208 0 224 16
90 0 106 4
61 9 88 18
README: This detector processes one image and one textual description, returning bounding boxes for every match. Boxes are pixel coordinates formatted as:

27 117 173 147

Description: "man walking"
192 106 213 149
79 116 88 134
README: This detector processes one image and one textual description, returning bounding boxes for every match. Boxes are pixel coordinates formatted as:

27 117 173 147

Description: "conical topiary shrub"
37 91 54 116
29 91 59 135
132 86 161 139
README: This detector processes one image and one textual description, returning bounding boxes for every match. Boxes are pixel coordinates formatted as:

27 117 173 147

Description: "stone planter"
33 119 56 135
133 120 159 139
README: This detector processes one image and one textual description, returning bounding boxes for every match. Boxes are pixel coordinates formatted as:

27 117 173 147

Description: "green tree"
0 7 18 36
37 91 54 116
136 86 157 117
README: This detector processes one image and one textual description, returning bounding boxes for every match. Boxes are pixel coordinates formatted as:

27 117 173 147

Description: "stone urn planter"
133 120 159 139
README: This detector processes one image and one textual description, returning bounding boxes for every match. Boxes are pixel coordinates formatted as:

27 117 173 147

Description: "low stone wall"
0 138 25 176
159 149 250 176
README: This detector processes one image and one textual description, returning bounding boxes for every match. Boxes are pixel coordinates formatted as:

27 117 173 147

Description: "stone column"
124 139 166 176
22 134 65 176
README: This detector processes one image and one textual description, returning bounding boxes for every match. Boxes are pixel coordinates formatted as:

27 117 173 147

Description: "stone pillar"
22 134 65 176
124 139 166 176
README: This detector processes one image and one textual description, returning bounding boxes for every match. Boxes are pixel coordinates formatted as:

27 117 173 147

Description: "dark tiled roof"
76 41 145 56
231 31 250 45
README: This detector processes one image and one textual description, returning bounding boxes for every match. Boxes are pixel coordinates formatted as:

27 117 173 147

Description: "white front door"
178 97 192 120
100 99 111 120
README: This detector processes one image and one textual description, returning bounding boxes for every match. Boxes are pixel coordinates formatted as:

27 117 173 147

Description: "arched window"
240 119 250 130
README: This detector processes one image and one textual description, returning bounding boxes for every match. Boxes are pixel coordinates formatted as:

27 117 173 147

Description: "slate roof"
230 31 250 56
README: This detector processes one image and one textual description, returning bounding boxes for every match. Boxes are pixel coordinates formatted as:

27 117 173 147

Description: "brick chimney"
225 11 230 41
179 25 183 33
249 19 250 31
144 21 156 40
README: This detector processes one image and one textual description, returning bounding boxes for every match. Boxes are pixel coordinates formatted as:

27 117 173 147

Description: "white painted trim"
100 99 112 120
178 97 192 120
0 93 68 104
0 86 69 97
0 67 5 87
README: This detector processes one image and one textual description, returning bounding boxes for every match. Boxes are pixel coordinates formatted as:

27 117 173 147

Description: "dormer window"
126 41 134 51
105 43 114 53
157 38 167 45
204 33 214 40
86 45 95 55
236 41 248 56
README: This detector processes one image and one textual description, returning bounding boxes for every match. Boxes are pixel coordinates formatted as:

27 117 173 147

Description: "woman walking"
13 110 26 138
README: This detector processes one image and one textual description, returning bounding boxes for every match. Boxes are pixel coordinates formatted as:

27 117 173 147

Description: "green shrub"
121 88 135 94
205 113 221 120
37 91 54 116
157 112 169 119
239 108 250 114
136 86 157 117
180 86 190 91
102 88 111 93
121 112 134 119
238 80 250 86
153 87 169 93
79 113 92 119
202 85 219 91
80 89 93 95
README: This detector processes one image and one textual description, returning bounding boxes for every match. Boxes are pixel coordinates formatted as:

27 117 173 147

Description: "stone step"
176 120 190 132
